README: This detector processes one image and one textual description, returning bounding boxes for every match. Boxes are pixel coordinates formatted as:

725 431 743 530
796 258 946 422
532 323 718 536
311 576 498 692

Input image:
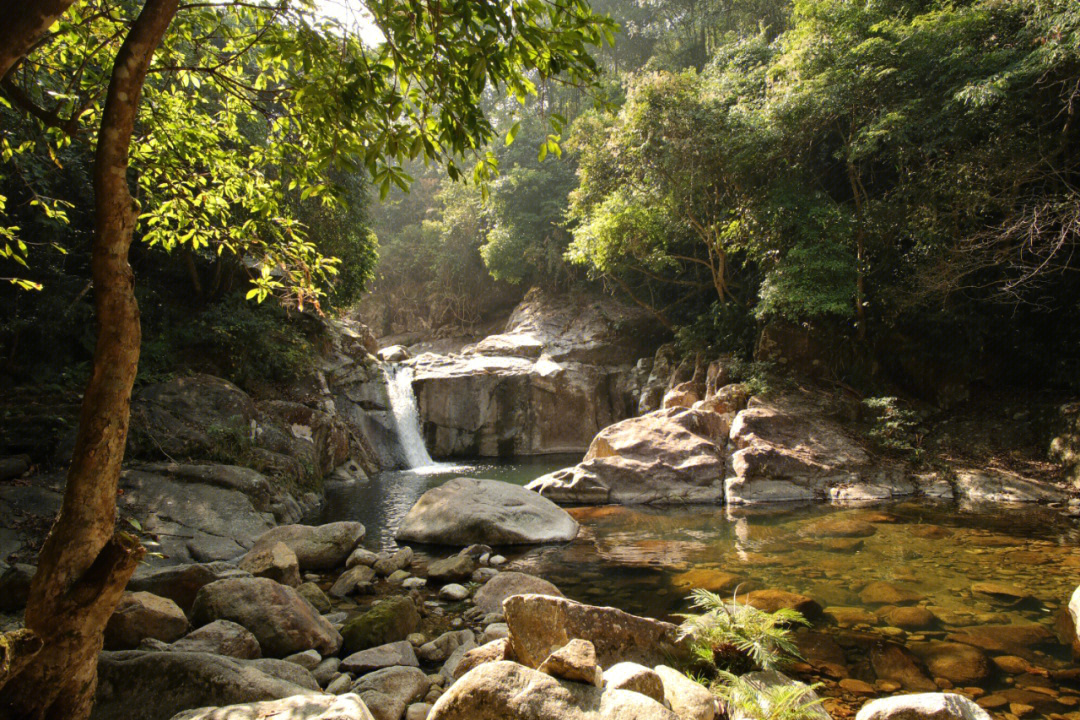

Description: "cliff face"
409 289 667 458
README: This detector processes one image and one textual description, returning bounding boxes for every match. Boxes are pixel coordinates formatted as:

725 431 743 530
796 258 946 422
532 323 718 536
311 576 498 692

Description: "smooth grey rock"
313 657 342 686
855 693 991 720
342 641 420 674
417 631 475 664
331 565 378 598
654 665 718 720
285 649 322 670
395 478 578 546
352 666 431 707
438 584 469 601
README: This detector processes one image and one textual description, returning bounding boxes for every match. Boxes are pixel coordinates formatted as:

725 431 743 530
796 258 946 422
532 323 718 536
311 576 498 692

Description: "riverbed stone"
428 660 679 720
881 606 937 630
870 643 937 691
357 691 404 720
248 523 366 571
238 542 301 588
472 571 563 614
190 577 342 657
341 596 420 655
348 548 380 568
396 478 578 546
104 591 190 650
855 693 992 720
527 407 728 505
296 582 332 613
171 619 262 659
735 589 823 619
604 663 665 704
418 630 475 664
352 666 431 707
910 642 992 685
331 565 378 598
671 568 748 595
168 694 375 720
426 555 476 582
504 594 690 669
859 582 924 606
538 639 603 687
342 641 419 674
945 623 1055 658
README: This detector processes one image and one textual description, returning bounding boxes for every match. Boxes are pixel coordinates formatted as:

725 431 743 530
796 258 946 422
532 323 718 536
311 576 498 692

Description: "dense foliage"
368 0 1080 396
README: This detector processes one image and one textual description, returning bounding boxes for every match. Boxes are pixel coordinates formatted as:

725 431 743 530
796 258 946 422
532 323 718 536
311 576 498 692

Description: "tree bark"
0 0 78 81
0 1 178 718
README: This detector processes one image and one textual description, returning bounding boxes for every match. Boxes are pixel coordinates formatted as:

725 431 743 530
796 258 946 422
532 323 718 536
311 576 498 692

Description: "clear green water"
326 463 1080 718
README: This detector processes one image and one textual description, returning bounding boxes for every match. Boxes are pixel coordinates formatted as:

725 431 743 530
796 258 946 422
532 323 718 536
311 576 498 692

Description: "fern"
713 671 826 720
677 588 808 674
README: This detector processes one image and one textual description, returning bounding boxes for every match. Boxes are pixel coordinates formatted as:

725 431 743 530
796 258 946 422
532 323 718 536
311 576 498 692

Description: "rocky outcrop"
952 469 1069 503
428 661 679 720
411 290 664 457
169 694 375 720
395 478 578 545
726 393 911 504
504 594 690 669
526 407 728 505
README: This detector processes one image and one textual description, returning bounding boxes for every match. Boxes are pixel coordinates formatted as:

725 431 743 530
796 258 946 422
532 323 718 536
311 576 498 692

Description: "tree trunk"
0 0 78 81
0 1 178 718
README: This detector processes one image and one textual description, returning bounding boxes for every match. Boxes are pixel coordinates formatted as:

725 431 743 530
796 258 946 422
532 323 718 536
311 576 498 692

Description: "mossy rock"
341 596 420 655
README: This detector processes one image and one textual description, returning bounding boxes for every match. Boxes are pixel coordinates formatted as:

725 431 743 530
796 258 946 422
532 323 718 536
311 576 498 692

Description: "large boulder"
395 478 578 546
725 393 911 504
504 594 690 669
190 577 342 657
170 694 375 720
247 523 366 571
104 591 190 650
92 651 319 720
527 408 727 505
428 661 679 720
854 693 991 720
472 572 563 614
340 596 420 655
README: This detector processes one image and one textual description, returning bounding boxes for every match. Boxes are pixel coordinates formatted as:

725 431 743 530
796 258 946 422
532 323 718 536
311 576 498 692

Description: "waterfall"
385 364 437 469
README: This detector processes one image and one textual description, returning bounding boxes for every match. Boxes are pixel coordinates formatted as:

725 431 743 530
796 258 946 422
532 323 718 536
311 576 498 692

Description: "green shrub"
862 396 924 460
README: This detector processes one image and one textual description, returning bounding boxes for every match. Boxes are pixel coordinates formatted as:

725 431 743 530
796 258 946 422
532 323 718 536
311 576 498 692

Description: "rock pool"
325 463 1080 720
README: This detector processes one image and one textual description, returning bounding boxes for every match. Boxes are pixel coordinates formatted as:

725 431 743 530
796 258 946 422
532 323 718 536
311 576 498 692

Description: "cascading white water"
385 364 437 469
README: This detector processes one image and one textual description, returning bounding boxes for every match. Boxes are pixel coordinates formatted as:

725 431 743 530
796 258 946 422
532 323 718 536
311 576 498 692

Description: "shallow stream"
325 461 1080 720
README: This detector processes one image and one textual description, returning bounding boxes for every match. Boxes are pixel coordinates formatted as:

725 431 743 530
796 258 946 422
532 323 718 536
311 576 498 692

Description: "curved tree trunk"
0 0 78 80
0 1 178 718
